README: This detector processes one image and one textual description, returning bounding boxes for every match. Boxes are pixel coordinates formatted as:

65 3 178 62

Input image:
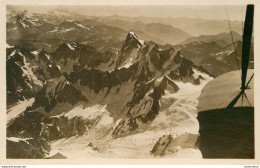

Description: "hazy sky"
7 5 246 21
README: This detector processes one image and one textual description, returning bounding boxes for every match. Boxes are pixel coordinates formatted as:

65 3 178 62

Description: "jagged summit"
115 32 145 68
16 10 28 21
121 31 145 50
15 10 43 30
127 32 144 46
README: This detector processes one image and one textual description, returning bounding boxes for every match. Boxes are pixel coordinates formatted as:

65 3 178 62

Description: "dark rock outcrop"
7 137 50 159
151 133 199 156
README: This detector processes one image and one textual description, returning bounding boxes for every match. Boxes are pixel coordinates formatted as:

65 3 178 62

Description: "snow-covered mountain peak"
115 32 146 68
128 31 144 46
16 11 41 28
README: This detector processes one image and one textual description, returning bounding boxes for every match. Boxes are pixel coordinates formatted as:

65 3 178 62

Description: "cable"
241 92 244 106
242 5 244 34
225 6 241 72
246 73 254 87
217 90 240 108
243 92 252 107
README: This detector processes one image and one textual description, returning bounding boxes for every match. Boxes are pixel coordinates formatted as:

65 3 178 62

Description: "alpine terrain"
6 8 251 159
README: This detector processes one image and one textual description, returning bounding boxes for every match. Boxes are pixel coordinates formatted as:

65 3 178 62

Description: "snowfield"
47 72 212 159
65 104 110 121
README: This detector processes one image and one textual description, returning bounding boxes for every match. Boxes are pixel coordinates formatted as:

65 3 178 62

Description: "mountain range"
7 9 245 52
98 15 244 36
7 31 213 158
6 8 254 159
181 31 242 47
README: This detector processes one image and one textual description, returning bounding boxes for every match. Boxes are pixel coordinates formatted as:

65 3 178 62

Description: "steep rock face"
7 110 50 159
7 46 62 106
30 75 88 113
167 56 205 84
52 42 114 74
7 47 43 105
112 76 179 137
115 32 144 68
31 49 61 80
7 111 45 138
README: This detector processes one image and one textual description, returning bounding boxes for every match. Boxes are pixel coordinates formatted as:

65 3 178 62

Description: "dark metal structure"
197 5 254 158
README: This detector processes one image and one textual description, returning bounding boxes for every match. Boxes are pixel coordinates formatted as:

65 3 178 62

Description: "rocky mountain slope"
7 10 127 52
7 32 213 158
181 31 242 47
6 45 61 106
169 38 253 77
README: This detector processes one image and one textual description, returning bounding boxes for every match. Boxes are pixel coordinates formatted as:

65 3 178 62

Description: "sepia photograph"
1 0 259 165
